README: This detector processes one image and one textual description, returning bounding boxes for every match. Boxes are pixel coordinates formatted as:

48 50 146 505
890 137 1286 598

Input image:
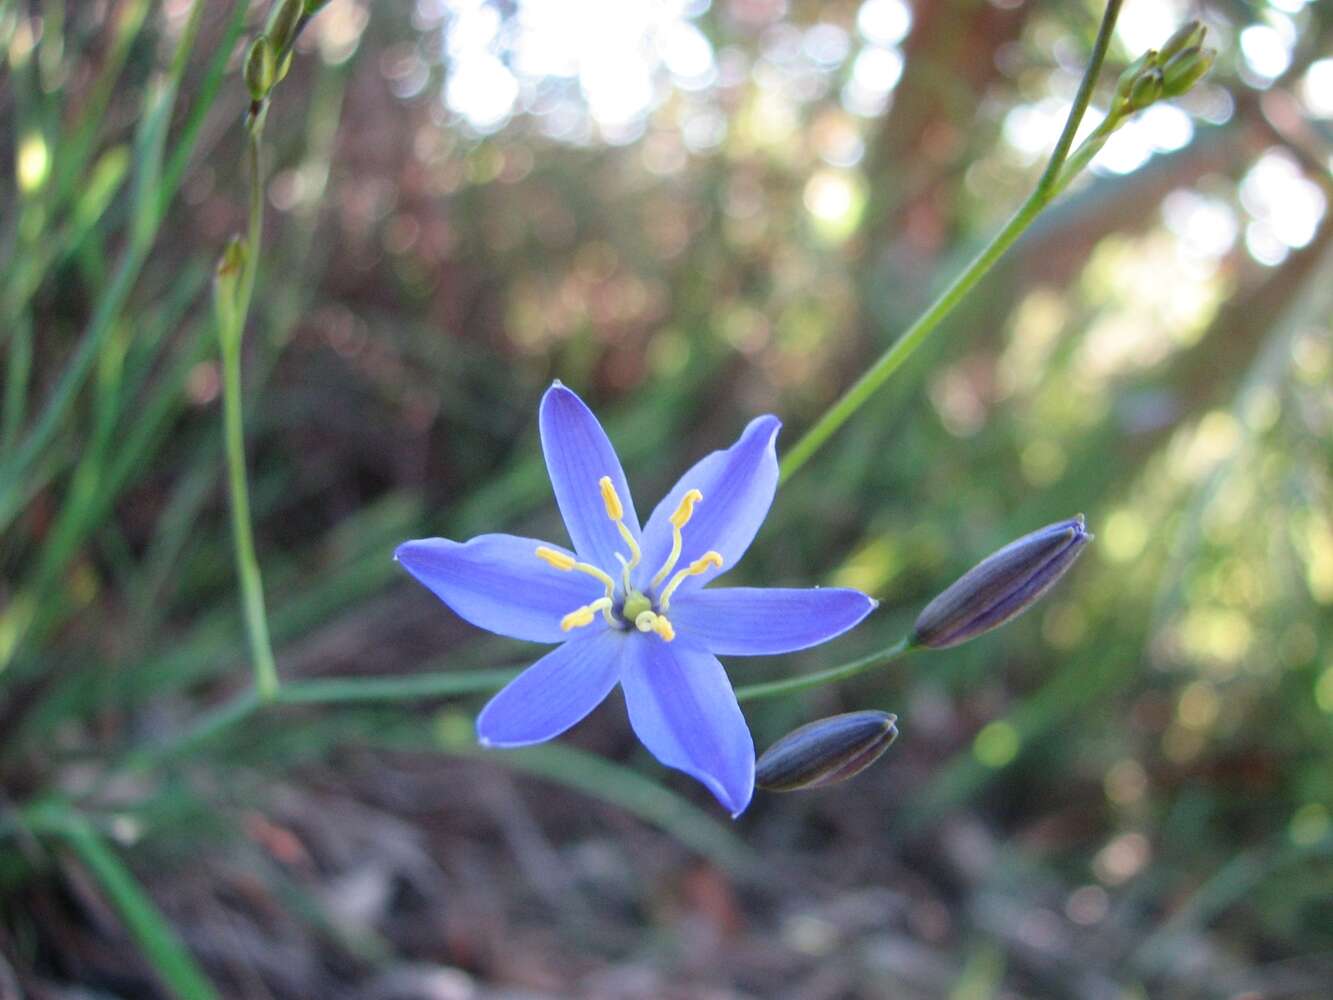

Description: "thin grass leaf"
53 814 220 1000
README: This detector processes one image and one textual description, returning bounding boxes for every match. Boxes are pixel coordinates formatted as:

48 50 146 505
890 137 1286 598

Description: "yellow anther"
535 546 576 571
597 474 641 589
634 610 675 642
562 607 595 631
659 550 723 610
561 597 612 632
598 476 624 522
535 547 618 608
687 551 724 574
669 489 703 529
651 488 704 589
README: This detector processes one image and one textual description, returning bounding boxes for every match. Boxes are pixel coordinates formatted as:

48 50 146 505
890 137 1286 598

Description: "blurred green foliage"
1 0 1331 996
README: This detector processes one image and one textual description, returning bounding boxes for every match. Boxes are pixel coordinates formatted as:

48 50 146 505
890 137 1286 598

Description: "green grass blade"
51 814 221 1000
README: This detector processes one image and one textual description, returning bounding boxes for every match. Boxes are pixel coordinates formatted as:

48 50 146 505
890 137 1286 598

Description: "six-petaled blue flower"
395 382 876 815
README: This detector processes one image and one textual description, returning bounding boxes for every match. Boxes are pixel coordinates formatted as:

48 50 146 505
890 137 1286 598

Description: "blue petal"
540 383 641 572
476 629 626 746
636 415 780 595
396 534 606 644
668 587 877 656
620 636 755 816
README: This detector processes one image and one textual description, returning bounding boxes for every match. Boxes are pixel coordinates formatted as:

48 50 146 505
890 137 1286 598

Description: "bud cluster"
1112 21 1216 117
243 0 311 109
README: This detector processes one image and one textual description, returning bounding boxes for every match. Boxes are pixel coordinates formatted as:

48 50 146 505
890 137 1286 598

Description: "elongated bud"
1158 20 1205 62
756 711 899 792
266 0 304 55
1161 46 1215 98
274 48 294 85
1127 67 1164 111
244 36 275 102
911 515 1092 649
304 0 332 14
1113 51 1155 107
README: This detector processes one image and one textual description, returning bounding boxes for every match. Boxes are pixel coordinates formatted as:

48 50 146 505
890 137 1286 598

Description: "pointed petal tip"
541 380 575 404
753 413 782 445
393 539 426 565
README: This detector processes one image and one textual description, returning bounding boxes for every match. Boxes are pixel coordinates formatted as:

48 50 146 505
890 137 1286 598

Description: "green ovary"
621 591 652 622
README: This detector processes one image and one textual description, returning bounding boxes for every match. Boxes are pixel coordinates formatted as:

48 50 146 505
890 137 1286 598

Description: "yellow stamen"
669 489 702 529
659 550 723 610
535 546 576 571
634 610 675 642
562 597 613 632
598 474 641 589
615 522 641 584
650 488 703 588
535 546 617 595
598 476 624 522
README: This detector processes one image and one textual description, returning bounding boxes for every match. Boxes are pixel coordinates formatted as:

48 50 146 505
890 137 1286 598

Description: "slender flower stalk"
213 112 280 701
210 1 332 702
778 0 1157 482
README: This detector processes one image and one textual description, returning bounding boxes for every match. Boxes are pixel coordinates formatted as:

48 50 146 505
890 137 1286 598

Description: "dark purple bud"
911 515 1092 649
756 711 898 792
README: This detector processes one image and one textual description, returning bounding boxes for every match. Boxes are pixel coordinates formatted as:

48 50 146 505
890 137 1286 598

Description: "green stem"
735 636 914 702
779 0 1124 483
110 636 919 781
218 119 279 701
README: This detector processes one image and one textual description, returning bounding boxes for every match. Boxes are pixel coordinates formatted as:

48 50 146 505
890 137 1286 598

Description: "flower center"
533 476 723 642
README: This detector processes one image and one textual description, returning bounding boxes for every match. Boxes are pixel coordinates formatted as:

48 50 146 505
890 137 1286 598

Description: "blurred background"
2 0 1332 997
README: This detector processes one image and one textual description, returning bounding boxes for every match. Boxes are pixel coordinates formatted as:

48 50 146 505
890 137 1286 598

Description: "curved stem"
218 117 280 701
736 636 914 702
779 0 1124 483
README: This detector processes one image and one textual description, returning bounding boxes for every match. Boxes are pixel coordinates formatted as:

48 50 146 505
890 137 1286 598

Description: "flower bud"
1127 67 1164 111
274 48 294 86
756 711 898 792
1161 46 1215 98
266 0 304 56
911 515 1091 649
244 36 275 102
1158 21 1205 62
1113 51 1155 107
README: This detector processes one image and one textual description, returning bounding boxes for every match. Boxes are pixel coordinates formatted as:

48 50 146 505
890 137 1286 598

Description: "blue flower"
395 383 875 816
